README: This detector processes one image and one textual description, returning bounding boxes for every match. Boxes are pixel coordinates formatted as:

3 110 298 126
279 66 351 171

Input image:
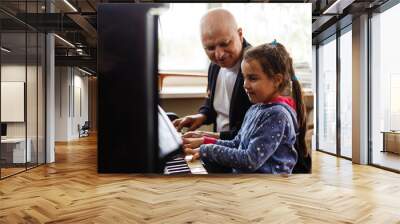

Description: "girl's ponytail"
288 57 308 158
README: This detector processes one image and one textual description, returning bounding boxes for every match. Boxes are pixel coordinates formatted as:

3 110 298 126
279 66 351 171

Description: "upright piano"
159 106 207 174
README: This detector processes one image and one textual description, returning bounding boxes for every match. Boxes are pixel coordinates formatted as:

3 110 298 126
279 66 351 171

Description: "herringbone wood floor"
1 134 400 223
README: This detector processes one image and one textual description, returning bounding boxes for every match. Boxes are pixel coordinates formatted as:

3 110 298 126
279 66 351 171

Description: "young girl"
184 42 309 174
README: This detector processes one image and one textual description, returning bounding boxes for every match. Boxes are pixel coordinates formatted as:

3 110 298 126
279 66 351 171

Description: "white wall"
1 64 26 81
55 67 89 141
1 63 46 164
1 65 35 138
55 66 69 141
73 73 89 137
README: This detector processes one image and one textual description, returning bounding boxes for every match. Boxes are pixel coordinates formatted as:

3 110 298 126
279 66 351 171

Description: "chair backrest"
82 121 90 129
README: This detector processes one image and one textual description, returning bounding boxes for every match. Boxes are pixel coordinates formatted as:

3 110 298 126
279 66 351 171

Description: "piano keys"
164 155 208 174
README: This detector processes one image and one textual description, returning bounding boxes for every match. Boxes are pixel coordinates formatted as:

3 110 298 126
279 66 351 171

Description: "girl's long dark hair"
243 43 309 158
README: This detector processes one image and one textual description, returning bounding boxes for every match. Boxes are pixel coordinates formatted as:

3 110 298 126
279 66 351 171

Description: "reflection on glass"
38 33 46 165
318 38 337 154
1 32 27 177
340 30 352 158
27 31 38 169
371 3 400 171
26 0 41 170
0 2 46 179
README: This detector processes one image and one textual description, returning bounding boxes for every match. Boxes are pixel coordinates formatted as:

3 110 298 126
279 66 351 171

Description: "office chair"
79 121 90 138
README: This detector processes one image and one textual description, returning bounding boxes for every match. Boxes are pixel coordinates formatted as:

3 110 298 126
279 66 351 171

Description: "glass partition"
339 28 352 158
370 3 400 171
38 32 45 165
1 31 28 177
0 1 46 179
27 30 38 169
317 36 337 155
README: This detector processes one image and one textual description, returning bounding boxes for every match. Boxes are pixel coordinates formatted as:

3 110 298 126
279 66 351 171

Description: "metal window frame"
0 0 47 180
315 23 353 161
316 0 400 171
316 33 339 156
368 0 400 172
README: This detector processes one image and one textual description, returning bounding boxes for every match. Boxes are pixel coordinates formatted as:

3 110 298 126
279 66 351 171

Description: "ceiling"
0 0 392 74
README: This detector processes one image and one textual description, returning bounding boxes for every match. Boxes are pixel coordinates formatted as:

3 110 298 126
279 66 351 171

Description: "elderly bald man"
173 9 252 143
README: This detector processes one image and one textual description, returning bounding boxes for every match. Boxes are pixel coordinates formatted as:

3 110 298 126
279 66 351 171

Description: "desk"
381 131 400 154
1 138 31 163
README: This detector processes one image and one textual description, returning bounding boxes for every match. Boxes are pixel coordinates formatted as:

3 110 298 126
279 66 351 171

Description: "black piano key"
166 168 191 174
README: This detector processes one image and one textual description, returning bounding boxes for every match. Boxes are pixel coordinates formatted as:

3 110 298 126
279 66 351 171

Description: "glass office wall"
26 0 46 169
1 31 28 177
371 3 400 171
27 30 38 169
339 28 352 158
37 32 45 165
37 0 46 165
0 1 46 179
1 1 27 177
316 26 353 160
317 36 337 154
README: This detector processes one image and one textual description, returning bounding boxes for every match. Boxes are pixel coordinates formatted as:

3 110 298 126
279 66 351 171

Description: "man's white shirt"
213 60 241 132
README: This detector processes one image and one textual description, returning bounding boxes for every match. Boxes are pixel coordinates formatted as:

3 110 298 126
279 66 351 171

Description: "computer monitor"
1 123 7 138
98 3 174 173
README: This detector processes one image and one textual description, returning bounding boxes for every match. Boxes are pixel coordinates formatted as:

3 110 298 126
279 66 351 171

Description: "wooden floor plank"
1 134 400 223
